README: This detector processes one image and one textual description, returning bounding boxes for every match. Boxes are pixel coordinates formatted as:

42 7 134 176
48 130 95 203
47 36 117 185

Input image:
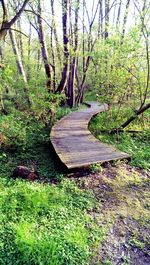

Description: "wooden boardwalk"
50 102 130 169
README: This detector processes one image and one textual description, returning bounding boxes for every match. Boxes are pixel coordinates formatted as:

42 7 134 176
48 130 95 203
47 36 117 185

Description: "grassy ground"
0 104 150 264
0 176 108 265
89 106 150 169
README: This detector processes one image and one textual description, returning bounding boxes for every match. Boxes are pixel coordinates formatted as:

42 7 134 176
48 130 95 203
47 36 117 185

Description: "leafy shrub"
0 115 27 150
30 92 65 125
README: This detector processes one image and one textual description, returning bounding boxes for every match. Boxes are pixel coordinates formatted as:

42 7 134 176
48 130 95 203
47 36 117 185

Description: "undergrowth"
90 106 150 169
0 178 106 265
0 106 108 264
0 105 75 180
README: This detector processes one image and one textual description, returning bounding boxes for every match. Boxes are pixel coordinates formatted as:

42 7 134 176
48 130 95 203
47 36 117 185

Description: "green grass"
90 107 150 169
84 90 98 102
0 177 107 265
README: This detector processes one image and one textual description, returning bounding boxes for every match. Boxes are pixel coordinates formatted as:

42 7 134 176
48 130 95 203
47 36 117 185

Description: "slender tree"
116 0 122 27
9 29 31 105
55 0 69 94
121 0 131 40
50 0 61 63
105 0 110 39
37 0 52 91
9 29 27 83
67 0 80 107
98 0 103 38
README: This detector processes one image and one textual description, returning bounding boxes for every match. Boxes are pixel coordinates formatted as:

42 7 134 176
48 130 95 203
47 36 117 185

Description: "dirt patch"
69 163 150 264
94 218 150 265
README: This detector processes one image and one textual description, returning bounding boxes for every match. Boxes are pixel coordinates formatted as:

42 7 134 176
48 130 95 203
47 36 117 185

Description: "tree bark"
50 17 56 92
37 0 52 91
67 0 79 107
82 0 85 72
55 0 69 94
9 29 31 105
27 20 31 80
50 0 61 63
121 0 131 40
98 0 103 38
105 0 109 39
75 55 91 105
0 46 4 61
9 29 27 83
17 19 24 59
116 0 122 27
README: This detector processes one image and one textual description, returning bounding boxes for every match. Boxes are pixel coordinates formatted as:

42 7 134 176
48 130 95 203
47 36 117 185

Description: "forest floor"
69 162 150 265
0 106 150 264
1 142 149 264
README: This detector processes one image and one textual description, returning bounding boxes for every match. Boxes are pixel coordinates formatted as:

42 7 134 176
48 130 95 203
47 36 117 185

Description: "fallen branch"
108 102 150 134
94 129 143 135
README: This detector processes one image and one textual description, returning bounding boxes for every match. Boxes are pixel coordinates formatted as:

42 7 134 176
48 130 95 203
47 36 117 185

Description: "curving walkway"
50 102 130 169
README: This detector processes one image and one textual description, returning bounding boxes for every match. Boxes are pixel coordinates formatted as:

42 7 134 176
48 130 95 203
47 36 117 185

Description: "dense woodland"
0 0 150 264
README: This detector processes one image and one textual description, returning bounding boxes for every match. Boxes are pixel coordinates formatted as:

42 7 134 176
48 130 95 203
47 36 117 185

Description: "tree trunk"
50 19 56 92
9 29 27 83
37 0 52 91
50 0 61 63
67 0 79 107
76 55 91 105
0 46 4 61
98 0 103 38
9 29 31 106
121 0 131 40
105 0 109 39
17 19 24 59
82 0 85 73
55 0 69 94
116 0 122 27
27 20 31 80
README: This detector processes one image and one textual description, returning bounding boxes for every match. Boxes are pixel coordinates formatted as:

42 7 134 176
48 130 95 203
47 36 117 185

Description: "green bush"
0 115 27 150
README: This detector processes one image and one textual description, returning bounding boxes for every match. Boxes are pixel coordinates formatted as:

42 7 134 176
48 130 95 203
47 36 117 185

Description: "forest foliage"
0 0 149 156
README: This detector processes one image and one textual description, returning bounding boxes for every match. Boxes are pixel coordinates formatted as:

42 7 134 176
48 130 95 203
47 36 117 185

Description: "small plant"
129 237 145 250
90 163 103 173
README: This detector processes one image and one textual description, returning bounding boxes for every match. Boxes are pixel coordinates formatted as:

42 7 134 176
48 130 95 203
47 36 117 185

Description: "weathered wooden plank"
50 102 131 169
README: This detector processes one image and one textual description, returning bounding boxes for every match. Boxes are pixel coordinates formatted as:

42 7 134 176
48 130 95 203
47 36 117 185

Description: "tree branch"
0 0 30 40
111 102 150 132
8 0 30 28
